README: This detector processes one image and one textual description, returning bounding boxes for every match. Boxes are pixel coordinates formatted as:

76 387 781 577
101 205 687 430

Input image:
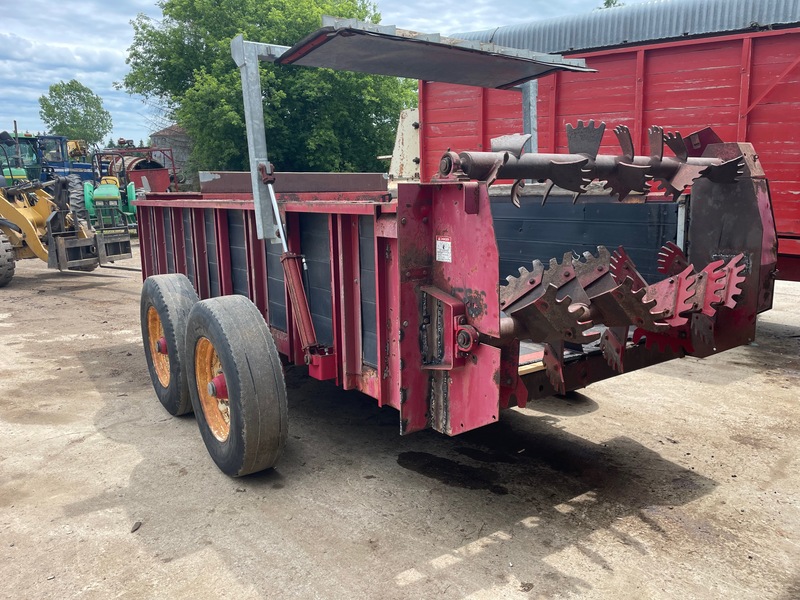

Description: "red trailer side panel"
420 28 800 278
420 82 521 181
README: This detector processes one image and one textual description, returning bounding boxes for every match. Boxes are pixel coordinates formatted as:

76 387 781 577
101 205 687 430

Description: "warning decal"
436 235 452 263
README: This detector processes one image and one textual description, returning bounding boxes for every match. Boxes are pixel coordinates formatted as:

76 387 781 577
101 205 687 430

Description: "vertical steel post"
230 35 289 243
521 80 538 154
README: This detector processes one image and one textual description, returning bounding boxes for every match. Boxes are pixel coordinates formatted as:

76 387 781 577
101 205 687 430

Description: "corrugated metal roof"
454 0 800 54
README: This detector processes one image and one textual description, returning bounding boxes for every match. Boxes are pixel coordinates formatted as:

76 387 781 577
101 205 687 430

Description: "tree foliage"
600 0 624 7
123 0 417 172
38 80 113 145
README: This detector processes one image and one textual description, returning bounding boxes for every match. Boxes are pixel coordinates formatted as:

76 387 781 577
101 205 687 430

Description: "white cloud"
0 0 161 141
0 0 649 142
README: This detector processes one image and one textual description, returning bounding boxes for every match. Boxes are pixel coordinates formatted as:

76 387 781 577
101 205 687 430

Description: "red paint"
138 206 154 280
128 169 172 194
153 209 168 274
395 184 434 433
214 209 234 296
138 184 517 434
308 352 337 381
281 252 319 351
420 82 522 181
171 207 188 277
244 211 268 316
191 208 210 299
419 28 800 279
278 33 329 63
136 158 772 438
777 254 800 281
210 373 228 399
336 215 362 389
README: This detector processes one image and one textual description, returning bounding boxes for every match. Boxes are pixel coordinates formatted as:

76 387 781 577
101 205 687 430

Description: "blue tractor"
37 135 94 182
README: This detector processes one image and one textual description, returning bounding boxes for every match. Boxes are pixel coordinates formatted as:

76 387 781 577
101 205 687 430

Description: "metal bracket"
420 285 467 371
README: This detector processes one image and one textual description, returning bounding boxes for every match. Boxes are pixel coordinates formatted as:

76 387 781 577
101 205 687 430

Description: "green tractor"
83 174 137 231
0 131 41 183
82 150 138 232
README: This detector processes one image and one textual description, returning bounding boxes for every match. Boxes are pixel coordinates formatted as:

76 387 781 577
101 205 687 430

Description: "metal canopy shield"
276 18 593 89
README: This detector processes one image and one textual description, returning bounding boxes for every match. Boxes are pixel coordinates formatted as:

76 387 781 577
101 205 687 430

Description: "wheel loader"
0 162 133 287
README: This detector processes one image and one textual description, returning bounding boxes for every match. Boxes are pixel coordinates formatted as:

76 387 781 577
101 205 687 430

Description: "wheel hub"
207 373 228 399
195 337 231 442
147 306 170 387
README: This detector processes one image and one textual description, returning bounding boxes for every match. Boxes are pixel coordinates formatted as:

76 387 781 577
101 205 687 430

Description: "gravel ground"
0 244 798 599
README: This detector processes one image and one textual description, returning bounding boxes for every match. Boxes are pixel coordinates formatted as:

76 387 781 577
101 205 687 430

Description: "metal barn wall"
419 28 800 276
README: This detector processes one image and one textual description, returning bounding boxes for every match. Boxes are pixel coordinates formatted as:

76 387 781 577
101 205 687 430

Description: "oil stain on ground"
397 451 509 495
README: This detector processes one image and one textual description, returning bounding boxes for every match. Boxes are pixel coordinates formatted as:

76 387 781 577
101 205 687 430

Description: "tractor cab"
37 135 93 182
0 131 41 183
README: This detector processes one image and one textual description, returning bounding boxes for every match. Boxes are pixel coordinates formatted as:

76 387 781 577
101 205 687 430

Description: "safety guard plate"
276 17 593 89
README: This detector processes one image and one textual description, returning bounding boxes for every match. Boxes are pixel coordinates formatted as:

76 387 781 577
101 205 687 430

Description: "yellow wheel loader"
0 173 133 287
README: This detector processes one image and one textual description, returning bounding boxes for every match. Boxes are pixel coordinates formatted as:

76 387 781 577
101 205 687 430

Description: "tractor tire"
140 274 199 416
67 174 91 225
0 234 15 288
186 295 288 477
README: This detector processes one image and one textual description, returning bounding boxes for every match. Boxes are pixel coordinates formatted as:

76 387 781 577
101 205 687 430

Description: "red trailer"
422 1 800 279
136 19 777 477
98 146 181 193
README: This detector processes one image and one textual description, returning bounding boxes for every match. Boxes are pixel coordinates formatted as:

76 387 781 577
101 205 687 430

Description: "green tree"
600 0 624 7
122 0 416 172
38 80 113 145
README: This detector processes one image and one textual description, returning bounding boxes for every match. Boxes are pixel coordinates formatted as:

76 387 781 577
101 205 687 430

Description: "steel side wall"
136 193 399 410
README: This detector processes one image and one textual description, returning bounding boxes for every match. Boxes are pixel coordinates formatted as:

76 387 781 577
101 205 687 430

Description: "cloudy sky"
0 0 650 144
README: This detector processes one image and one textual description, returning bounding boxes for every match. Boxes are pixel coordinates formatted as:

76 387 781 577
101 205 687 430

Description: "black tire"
0 233 15 288
67 174 91 224
140 274 199 416
66 174 99 273
186 295 288 476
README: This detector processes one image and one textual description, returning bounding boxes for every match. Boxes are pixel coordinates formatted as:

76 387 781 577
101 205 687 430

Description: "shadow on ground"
59 334 723 599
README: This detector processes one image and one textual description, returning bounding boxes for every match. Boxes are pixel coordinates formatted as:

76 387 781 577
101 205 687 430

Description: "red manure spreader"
136 18 777 476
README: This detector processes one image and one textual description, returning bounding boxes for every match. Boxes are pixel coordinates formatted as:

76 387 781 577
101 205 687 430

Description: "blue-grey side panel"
204 209 220 297
182 208 195 287
227 211 249 297
491 196 679 284
359 216 378 367
266 239 287 332
163 209 175 273
300 213 334 347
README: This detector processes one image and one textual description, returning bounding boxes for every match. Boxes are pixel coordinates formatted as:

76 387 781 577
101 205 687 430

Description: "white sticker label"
436 235 452 263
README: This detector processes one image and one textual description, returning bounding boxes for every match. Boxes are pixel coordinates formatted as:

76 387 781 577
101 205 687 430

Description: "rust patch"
452 287 488 319
399 245 432 271
492 369 501 385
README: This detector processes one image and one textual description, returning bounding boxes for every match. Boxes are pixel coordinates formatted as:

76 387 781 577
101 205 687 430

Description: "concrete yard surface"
0 245 798 599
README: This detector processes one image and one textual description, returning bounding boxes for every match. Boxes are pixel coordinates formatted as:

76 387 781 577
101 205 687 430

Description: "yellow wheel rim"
195 337 230 442
147 306 170 388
